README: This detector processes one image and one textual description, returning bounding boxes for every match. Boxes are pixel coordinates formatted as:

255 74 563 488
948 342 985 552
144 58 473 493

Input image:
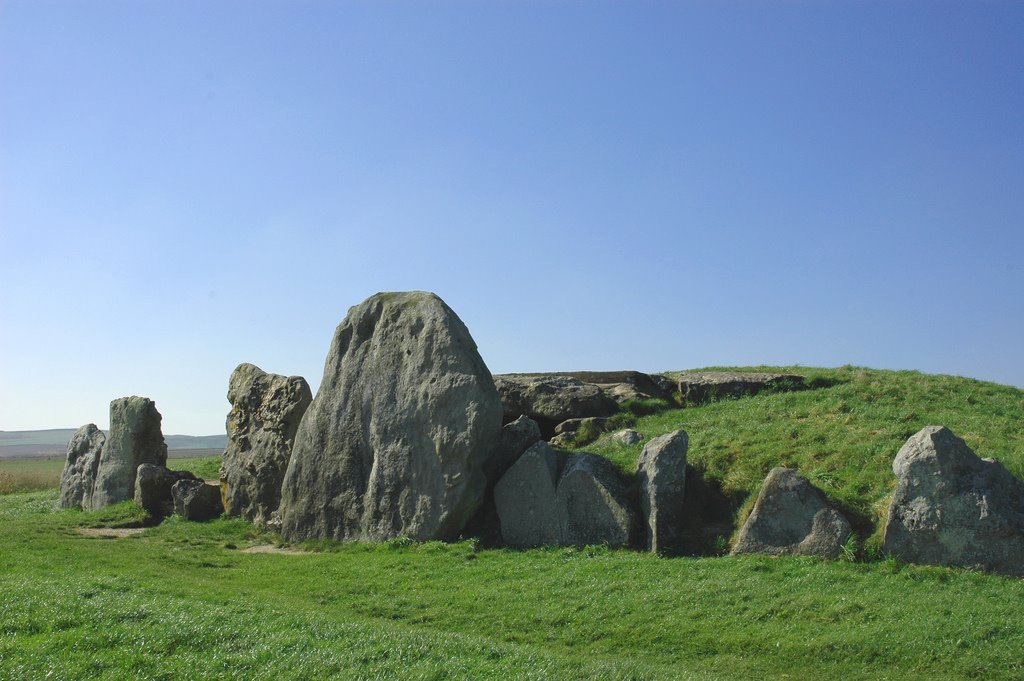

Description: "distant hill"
0 429 226 460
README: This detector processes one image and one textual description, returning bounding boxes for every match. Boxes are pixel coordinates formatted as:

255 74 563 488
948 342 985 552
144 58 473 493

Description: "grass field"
2 366 1023 679
0 456 222 495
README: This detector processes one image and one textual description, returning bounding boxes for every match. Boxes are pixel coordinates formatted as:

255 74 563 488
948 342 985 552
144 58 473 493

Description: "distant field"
0 429 226 460
0 455 223 495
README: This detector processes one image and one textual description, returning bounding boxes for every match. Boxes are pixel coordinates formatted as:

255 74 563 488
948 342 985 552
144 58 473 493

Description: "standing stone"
883 426 1024 576
59 424 106 509
732 467 851 559
636 430 688 554
172 479 225 521
279 291 504 542
220 363 312 527
494 442 564 547
135 464 199 519
90 397 167 510
556 453 635 548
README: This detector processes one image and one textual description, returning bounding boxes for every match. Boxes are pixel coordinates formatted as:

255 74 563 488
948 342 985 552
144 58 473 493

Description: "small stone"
612 429 642 446
485 415 542 488
172 479 225 521
135 464 199 519
732 467 851 559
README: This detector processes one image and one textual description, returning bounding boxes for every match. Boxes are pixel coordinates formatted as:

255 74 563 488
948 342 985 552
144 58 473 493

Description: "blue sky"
2 1 1022 435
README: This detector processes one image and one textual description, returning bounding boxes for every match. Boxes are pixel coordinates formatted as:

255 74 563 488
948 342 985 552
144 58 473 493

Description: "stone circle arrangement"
59 291 1024 577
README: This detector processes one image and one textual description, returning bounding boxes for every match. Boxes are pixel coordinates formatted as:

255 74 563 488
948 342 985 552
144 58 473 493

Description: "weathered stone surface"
172 478 224 521
612 429 642 446
494 442 565 547
135 464 199 519
59 424 106 509
549 371 673 404
636 430 688 554
220 363 312 527
673 371 805 406
280 291 504 543
556 453 635 548
553 416 613 436
732 467 851 559
484 415 542 488
494 374 618 436
883 426 1024 576
90 397 167 510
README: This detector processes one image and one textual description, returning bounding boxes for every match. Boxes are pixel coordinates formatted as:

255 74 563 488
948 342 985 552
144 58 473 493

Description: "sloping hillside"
580 366 1024 549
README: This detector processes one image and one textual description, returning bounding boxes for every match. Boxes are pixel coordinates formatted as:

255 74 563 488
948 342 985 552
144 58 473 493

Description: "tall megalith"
90 396 168 509
59 424 106 509
279 291 504 542
219 363 312 527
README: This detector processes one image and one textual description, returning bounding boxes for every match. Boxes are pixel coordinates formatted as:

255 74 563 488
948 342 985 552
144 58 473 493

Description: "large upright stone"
90 397 167 510
59 424 106 509
636 430 688 554
883 426 1024 576
220 363 312 527
279 291 504 542
556 453 635 548
732 467 851 559
494 442 564 547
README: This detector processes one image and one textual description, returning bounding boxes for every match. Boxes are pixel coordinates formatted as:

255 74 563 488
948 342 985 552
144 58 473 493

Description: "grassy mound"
577 366 1024 551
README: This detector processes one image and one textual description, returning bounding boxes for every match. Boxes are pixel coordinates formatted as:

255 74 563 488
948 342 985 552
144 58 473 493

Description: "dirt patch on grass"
241 544 309 555
77 527 147 538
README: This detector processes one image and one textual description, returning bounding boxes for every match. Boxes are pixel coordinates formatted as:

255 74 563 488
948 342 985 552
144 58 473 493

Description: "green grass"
0 456 222 496
2 489 1024 679
2 367 1024 678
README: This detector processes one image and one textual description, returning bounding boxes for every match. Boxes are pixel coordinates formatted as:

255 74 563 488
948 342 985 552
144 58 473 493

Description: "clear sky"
1 1 1022 435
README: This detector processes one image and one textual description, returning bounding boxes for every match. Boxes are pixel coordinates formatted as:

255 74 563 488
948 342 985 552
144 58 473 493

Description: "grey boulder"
612 429 643 446
556 453 635 548
732 467 851 559
484 415 542 488
220 363 312 527
280 291 504 543
90 397 168 510
172 478 224 521
636 430 688 554
135 464 199 519
494 442 565 548
882 426 1024 576
59 424 106 509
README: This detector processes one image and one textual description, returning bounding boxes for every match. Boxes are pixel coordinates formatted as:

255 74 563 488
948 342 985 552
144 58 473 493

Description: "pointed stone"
59 424 105 509
636 430 688 554
556 453 635 548
732 467 851 559
280 291 503 542
90 397 167 510
883 426 1024 576
494 442 564 547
